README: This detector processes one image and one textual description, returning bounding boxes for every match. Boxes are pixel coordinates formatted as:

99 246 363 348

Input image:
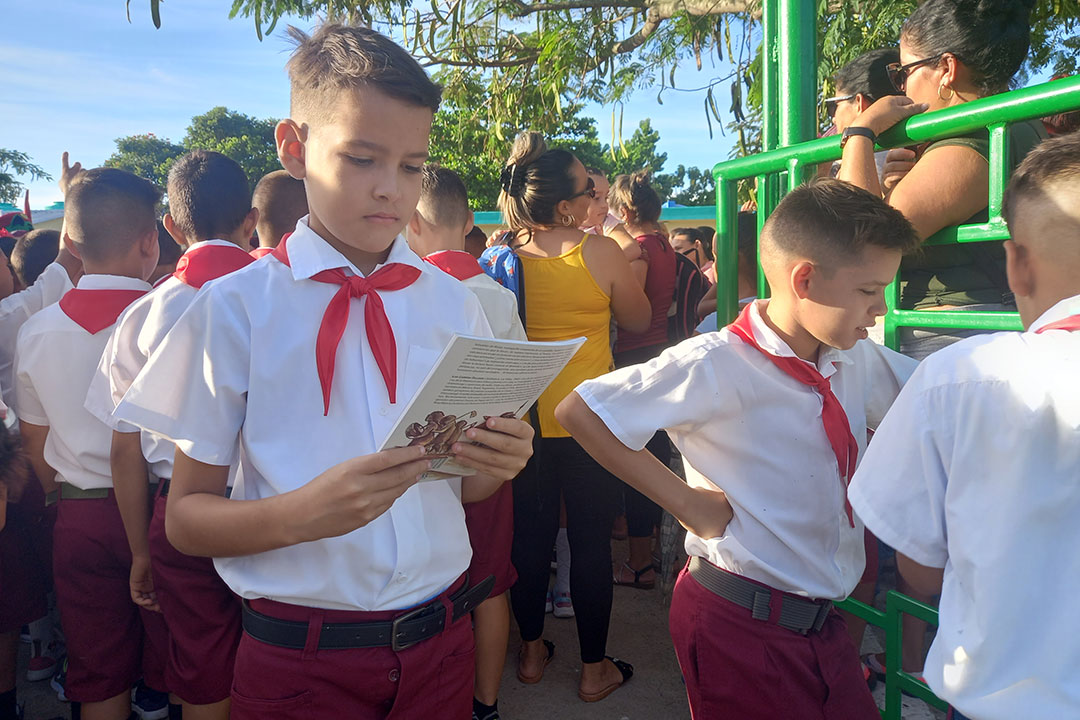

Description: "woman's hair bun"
507 131 547 169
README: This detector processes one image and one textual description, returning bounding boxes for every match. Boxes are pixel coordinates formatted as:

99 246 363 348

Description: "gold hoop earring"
938 84 954 101
562 214 574 227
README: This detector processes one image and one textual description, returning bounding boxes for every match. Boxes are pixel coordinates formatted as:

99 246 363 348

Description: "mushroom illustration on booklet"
382 334 585 479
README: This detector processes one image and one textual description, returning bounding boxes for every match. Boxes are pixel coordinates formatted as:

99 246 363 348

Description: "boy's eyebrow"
343 139 429 159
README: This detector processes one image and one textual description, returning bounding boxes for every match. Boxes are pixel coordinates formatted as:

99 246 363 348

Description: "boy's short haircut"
12 229 60 286
286 24 441 121
167 150 252 242
64 168 161 264
761 178 919 266
252 170 308 247
156 219 183 266
1002 131 1080 229
418 165 470 230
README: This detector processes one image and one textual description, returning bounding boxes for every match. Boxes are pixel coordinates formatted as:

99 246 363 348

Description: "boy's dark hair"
903 0 1033 95
252 170 308 248
12 229 60 286
608 170 662 224
286 24 442 121
167 151 251 242
156 219 183 266
762 178 919 264
497 131 578 232
834 49 902 102
1002 131 1080 229
418 165 471 230
65 168 161 263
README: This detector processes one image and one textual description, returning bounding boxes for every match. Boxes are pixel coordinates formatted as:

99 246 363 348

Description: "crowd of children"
0 11 1077 720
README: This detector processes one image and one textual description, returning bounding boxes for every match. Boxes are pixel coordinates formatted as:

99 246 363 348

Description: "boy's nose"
373 171 400 201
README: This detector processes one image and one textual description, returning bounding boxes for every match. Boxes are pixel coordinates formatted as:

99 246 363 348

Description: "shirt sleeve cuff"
114 400 236 467
575 384 649 452
849 485 948 569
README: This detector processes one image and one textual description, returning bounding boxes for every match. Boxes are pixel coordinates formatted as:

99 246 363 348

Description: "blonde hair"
608 170 662 223
496 131 578 232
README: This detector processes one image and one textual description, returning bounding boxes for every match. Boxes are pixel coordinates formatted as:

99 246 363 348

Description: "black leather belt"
242 574 495 652
688 557 832 635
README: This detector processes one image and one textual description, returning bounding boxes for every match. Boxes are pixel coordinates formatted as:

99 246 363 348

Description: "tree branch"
506 0 646 15
611 9 662 54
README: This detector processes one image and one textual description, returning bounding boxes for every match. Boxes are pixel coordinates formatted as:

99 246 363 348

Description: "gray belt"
688 556 832 635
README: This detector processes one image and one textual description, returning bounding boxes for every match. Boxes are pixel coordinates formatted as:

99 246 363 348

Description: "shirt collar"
183 238 243 255
746 300 854 378
1028 293 1080 333
75 274 152 292
282 216 425 280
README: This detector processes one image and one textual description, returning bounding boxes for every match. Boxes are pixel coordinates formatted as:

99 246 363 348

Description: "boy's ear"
1003 239 1033 299
62 231 81 261
276 119 307 180
407 210 423 239
463 210 475 237
162 213 188 247
241 207 260 241
790 260 815 300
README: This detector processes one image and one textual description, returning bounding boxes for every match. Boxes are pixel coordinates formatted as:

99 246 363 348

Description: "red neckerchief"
58 287 148 335
728 304 858 527
1035 315 1080 333
250 247 273 259
173 242 256 289
423 250 483 281
271 235 421 415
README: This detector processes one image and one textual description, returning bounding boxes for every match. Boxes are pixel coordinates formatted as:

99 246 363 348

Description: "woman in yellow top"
497 131 649 703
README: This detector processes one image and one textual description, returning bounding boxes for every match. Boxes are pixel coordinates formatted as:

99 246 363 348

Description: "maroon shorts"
53 491 170 702
0 480 47 633
463 482 516 597
232 582 476 719
669 562 879 720
149 491 242 704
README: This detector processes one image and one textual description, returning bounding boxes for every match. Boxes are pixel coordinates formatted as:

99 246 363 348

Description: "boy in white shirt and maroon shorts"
557 179 921 719
112 24 534 720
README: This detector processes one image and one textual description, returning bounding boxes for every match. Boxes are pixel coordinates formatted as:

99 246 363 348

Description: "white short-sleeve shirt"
1 262 73 408
114 219 493 611
576 300 917 600
85 240 241 482
14 274 151 490
848 294 1080 720
461 272 527 342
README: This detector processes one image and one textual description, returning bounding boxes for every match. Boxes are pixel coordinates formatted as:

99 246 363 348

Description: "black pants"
510 436 619 663
614 344 671 541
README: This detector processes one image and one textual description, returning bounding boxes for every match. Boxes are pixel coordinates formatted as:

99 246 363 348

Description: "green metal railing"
712 73 1080 719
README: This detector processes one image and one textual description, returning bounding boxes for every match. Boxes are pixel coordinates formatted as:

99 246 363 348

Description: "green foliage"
105 108 280 193
103 133 185 188
0 149 52 205
182 107 281 187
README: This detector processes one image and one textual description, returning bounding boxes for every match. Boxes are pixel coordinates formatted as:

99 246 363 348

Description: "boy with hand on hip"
112 24 533 720
557 178 920 720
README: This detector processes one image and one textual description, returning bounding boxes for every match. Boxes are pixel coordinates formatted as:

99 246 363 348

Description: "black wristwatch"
840 126 877 149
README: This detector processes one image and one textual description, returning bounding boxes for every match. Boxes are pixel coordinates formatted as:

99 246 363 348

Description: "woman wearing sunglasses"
820 48 902 179
836 0 1047 359
495 131 649 702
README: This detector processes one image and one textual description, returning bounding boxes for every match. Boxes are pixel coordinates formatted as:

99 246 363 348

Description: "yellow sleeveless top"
520 235 613 438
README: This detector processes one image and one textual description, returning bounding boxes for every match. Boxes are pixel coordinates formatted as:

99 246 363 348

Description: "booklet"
381 334 585 479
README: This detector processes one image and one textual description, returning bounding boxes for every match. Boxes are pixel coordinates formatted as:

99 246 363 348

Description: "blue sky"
3 1 742 209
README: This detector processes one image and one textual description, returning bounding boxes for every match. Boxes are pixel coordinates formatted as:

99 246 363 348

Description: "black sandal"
614 561 656 589
516 639 555 684
578 656 634 702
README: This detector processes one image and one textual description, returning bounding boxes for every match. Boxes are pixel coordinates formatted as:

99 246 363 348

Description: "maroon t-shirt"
614 232 677 354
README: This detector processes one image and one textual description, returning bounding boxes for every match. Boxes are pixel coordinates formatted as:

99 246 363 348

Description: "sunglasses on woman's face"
823 94 856 119
566 176 597 201
886 53 947 92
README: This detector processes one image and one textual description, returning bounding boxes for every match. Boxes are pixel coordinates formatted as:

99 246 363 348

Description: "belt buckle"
390 604 430 652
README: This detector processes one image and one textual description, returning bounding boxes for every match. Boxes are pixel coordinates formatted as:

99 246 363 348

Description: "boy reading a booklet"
112 24 533 720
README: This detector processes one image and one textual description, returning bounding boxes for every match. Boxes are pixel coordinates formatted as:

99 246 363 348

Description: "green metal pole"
716 178 739 324
777 0 817 152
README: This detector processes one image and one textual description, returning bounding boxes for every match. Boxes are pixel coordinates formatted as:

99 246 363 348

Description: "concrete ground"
16 539 942 720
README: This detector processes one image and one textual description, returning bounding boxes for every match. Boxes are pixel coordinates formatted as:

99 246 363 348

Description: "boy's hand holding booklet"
381 334 585 479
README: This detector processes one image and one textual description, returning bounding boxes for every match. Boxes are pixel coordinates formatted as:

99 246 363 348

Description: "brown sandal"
578 657 634 702
613 561 656 590
516 639 555 684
